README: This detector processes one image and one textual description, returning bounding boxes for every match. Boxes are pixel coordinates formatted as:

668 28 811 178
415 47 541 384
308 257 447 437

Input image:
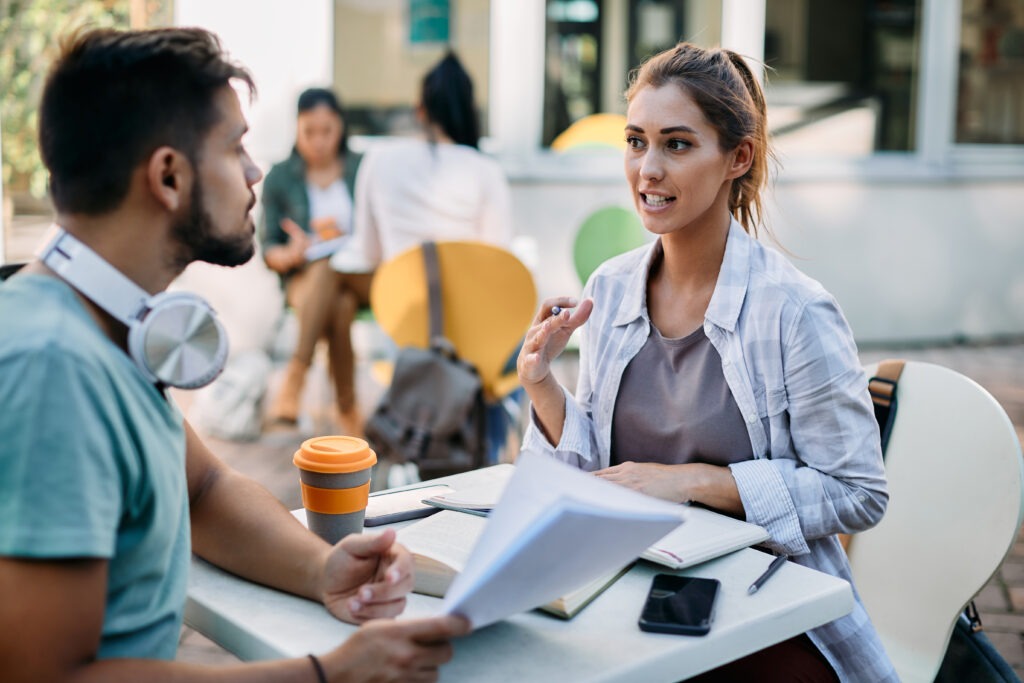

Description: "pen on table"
747 554 788 595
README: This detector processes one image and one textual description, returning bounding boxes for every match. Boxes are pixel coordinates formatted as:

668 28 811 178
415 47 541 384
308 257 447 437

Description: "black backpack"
364 242 487 480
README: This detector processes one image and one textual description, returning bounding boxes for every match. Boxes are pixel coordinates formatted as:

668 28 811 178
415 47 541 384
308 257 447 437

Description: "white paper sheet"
441 451 685 629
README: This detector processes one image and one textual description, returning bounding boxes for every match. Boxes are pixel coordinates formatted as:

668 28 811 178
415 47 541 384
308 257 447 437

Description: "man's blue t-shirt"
0 274 189 660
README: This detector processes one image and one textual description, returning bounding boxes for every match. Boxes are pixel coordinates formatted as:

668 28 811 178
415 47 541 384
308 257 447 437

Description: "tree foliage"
0 1 173 203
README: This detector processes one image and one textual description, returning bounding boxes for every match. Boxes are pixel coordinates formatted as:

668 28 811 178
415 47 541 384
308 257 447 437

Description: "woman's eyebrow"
624 124 698 135
660 125 697 135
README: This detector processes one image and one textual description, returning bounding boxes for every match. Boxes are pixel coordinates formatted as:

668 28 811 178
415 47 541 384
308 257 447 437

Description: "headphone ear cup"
127 291 229 389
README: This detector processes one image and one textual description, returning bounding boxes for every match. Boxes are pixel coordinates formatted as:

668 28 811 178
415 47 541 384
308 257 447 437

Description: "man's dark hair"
39 27 255 215
296 87 348 157
420 51 480 149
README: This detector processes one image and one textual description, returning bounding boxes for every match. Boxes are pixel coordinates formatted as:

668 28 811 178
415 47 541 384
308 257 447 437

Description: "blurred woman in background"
261 88 370 433
331 51 512 273
330 51 514 446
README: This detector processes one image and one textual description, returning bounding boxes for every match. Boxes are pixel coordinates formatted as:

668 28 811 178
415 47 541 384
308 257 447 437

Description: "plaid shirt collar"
613 217 751 333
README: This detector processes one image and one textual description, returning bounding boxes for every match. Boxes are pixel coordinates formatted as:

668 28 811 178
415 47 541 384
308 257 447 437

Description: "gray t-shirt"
611 325 754 466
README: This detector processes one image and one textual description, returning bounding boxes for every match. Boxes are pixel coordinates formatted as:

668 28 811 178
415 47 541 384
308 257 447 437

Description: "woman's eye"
667 139 691 151
626 136 644 149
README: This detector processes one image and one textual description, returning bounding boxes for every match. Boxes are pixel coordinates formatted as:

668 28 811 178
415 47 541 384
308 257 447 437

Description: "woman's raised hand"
518 297 594 386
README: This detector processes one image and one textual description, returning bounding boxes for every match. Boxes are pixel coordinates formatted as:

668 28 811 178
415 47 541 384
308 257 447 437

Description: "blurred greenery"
1 0 172 206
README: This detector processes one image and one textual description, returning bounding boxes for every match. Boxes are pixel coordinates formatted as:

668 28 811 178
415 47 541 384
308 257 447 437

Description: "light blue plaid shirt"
523 219 897 681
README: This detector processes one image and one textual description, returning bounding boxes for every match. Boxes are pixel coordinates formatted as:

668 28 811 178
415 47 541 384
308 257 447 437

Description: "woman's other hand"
595 461 691 502
518 297 593 386
595 461 744 515
311 216 344 240
281 217 311 269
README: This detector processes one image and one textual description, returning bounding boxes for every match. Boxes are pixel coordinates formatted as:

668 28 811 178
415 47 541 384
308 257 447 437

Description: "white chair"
847 361 1024 683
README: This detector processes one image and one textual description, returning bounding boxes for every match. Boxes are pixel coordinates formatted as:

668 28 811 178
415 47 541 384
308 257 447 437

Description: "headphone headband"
38 226 229 389
39 227 150 326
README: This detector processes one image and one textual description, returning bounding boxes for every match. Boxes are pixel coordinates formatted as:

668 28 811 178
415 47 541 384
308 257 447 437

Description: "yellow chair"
369 241 537 402
550 113 628 153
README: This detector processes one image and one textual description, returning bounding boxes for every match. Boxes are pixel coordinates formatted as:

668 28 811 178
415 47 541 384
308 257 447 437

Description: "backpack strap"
422 241 444 344
869 359 906 457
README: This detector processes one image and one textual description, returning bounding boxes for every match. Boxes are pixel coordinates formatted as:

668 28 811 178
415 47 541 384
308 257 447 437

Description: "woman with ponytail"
517 43 896 681
332 51 511 273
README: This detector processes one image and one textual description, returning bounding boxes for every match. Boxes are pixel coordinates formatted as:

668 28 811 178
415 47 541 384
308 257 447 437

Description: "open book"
304 235 349 262
397 510 632 619
420 451 685 629
424 461 768 570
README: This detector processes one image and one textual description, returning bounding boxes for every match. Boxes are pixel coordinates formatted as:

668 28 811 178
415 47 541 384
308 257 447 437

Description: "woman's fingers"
532 297 579 325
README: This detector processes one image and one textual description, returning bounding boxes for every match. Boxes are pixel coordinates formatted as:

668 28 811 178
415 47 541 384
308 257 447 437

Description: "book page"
441 451 686 629
424 464 514 511
396 510 487 573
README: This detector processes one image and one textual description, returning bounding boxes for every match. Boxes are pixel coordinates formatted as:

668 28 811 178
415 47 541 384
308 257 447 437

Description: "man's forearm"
190 467 330 602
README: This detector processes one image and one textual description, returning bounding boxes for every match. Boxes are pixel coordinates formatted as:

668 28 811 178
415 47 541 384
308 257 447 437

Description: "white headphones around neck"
39 226 228 389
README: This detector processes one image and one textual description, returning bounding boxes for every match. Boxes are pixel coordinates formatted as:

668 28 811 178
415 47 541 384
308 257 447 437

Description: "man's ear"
146 146 192 211
727 138 755 180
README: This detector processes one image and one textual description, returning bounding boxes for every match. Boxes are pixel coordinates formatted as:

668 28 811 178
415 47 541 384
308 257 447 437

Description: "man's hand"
321 615 471 683
321 528 415 623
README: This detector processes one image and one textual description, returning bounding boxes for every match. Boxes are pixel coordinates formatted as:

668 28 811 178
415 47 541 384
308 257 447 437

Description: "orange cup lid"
293 435 377 473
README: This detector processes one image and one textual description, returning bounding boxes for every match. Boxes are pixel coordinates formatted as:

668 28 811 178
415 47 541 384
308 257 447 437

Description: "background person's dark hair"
420 51 480 149
39 27 255 215
296 87 348 157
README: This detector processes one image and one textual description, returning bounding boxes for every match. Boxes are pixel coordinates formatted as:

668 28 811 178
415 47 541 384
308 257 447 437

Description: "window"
543 0 602 145
333 0 491 137
956 0 1024 145
764 0 922 158
542 0 722 147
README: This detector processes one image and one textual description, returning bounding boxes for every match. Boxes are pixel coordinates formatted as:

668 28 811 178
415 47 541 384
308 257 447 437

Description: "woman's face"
295 104 343 167
624 84 745 238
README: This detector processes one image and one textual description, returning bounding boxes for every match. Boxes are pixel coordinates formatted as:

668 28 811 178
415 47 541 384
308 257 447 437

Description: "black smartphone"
638 574 720 636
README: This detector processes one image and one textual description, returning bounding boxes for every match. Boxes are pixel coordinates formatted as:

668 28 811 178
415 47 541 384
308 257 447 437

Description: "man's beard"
171 179 255 268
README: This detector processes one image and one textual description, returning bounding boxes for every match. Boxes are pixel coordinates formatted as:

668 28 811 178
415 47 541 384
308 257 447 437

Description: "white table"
186 467 854 682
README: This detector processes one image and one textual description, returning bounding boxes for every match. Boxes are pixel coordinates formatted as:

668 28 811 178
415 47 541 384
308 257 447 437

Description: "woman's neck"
305 156 343 188
424 121 454 145
646 211 732 338
658 211 731 291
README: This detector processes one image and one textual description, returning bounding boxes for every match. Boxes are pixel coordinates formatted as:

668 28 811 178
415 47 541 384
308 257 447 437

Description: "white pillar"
174 0 333 168
721 0 766 83
489 0 546 157
916 0 960 165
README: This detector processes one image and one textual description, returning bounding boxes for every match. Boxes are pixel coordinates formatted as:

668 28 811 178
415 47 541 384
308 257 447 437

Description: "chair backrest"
572 206 648 286
550 113 628 153
369 241 537 399
848 361 1024 683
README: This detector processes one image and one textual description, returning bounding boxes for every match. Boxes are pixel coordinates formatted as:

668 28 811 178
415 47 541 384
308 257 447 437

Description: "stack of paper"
434 452 685 629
